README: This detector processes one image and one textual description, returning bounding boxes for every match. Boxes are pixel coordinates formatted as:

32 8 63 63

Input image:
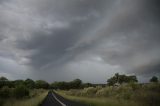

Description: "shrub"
96 88 106 97
0 86 10 98
35 80 49 89
128 82 140 91
14 85 29 98
150 76 158 83
96 86 113 97
81 87 97 96
0 99 4 106
145 83 160 92
67 89 81 96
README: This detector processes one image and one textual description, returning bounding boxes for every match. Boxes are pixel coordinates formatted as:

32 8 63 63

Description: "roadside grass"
56 90 139 106
0 98 4 106
3 89 48 106
56 83 160 106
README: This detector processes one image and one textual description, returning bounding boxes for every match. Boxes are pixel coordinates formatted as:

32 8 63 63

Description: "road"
41 91 87 106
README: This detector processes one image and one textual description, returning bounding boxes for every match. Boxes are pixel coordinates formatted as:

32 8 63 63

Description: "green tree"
51 81 68 90
14 85 29 98
0 76 12 88
70 79 82 89
13 80 25 87
51 79 82 90
0 76 8 81
24 78 35 89
107 76 117 86
35 80 49 89
150 76 158 83
107 73 138 86
0 86 10 98
82 83 92 88
115 73 119 82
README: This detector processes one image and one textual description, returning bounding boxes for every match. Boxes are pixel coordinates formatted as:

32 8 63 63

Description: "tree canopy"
0 76 8 81
150 76 158 83
35 80 49 89
24 79 35 89
107 73 138 86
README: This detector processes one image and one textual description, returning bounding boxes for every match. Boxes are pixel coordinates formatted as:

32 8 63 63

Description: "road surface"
41 91 87 106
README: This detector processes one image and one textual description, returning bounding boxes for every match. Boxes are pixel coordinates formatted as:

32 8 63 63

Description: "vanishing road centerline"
41 91 87 106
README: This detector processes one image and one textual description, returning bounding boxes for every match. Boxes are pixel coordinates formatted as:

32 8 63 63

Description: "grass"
56 90 139 106
55 83 160 106
3 89 48 106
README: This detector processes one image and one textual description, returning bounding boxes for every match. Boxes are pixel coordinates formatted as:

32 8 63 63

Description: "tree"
0 86 10 98
107 76 117 86
51 79 82 90
107 73 138 86
0 76 8 81
24 79 35 89
82 83 92 88
13 80 25 87
35 80 49 89
115 73 119 82
150 76 158 83
0 76 11 88
14 85 29 98
70 79 82 89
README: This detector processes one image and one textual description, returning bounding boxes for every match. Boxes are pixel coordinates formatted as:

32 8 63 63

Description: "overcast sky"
0 0 160 83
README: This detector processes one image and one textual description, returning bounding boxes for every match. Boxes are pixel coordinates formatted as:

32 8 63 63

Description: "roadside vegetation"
3 89 47 106
0 77 48 106
0 76 87 106
57 82 160 106
0 74 159 106
56 74 160 106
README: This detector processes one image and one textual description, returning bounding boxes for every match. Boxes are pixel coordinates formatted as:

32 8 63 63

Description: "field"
56 83 160 106
0 89 47 106
0 76 159 106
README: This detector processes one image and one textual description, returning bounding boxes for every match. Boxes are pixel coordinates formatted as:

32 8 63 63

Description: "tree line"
0 73 159 99
107 73 159 86
0 77 94 90
0 74 159 90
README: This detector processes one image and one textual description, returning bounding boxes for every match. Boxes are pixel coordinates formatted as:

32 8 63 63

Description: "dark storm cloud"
0 0 160 82
0 0 113 79
63 0 160 79
12 0 114 69
133 61 160 76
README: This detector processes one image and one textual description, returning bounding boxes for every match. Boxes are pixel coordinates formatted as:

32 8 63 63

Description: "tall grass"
3 89 48 106
56 91 139 106
56 83 160 106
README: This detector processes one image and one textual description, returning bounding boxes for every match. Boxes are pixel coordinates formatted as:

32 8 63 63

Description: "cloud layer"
0 0 160 83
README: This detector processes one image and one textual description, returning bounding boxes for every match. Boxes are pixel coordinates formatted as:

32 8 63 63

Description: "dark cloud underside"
0 0 160 83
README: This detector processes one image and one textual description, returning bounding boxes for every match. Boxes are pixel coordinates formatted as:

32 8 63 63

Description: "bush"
67 89 82 96
0 99 4 106
96 88 106 97
96 86 112 97
81 87 97 96
134 83 160 106
145 83 160 92
14 85 29 98
35 80 49 89
0 86 10 98
128 82 140 91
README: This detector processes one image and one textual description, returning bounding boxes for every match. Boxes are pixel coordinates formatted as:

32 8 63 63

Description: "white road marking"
52 92 67 106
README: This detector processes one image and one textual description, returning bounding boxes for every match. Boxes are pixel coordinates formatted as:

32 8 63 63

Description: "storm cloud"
0 0 160 83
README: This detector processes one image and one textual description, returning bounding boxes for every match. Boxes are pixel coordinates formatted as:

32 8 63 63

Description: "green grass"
56 90 139 106
55 83 160 106
3 89 48 106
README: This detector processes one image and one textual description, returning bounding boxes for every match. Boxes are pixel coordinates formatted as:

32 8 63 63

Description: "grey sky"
0 0 160 83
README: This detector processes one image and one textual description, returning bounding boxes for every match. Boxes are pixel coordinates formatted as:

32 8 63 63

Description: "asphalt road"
41 91 88 106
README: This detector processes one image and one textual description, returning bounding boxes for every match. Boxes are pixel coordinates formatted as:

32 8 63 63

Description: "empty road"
41 91 87 106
